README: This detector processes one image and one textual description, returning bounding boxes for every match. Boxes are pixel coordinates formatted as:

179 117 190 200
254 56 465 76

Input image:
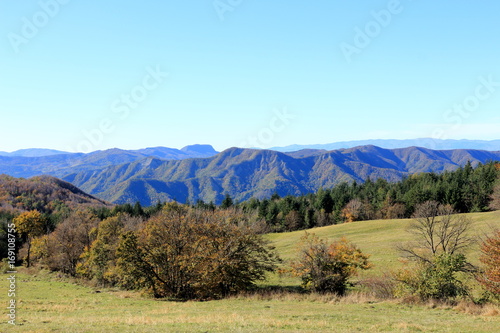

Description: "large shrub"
289 233 371 295
115 203 280 299
395 253 469 300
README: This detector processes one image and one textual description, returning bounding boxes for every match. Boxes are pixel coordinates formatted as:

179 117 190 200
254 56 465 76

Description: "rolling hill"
267 210 500 276
62 145 500 205
0 174 110 213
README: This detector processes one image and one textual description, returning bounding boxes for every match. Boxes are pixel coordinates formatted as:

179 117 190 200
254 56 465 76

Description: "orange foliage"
478 230 500 295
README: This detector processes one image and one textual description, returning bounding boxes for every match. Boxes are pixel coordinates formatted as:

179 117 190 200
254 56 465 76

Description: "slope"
267 210 500 277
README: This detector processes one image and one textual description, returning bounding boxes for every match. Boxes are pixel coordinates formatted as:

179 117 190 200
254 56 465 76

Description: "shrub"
115 203 280 300
395 253 469 301
289 232 371 295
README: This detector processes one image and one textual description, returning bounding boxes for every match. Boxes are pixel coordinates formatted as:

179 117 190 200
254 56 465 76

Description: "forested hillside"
64 146 500 205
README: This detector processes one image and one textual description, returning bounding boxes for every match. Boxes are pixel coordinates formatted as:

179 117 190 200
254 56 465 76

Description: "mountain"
271 139 500 152
0 148 69 157
180 144 218 156
0 174 110 214
0 145 219 178
62 146 500 206
133 144 218 159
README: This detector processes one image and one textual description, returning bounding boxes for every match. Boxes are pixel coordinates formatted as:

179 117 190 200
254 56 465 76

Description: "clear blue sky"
1 1 499 152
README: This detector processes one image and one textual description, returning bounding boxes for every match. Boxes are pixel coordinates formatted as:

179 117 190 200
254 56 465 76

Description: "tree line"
222 161 500 232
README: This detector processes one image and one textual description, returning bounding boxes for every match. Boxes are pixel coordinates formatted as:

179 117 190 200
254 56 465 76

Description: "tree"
342 199 363 223
284 210 302 231
13 210 46 267
116 203 280 299
40 210 99 275
316 189 334 214
400 201 474 262
477 230 500 296
489 181 500 211
289 233 371 295
221 193 234 209
132 202 144 217
396 201 475 301
77 214 137 285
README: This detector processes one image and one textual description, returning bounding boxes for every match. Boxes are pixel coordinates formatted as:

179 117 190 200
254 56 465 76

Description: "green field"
2 211 499 332
267 210 500 274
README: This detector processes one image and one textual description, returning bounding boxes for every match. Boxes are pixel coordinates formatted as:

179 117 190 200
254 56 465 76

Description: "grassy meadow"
2 211 500 332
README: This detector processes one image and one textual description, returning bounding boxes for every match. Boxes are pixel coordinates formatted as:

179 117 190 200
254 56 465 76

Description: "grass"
1 211 499 332
266 210 500 275
1 270 499 332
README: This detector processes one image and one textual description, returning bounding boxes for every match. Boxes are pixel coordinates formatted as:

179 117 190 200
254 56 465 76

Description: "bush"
289 232 371 295
395 253 469 301
115 204 280 300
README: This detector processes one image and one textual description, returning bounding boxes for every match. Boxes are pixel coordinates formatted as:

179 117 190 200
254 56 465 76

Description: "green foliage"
221 193 234 209
395 201 475 301
77 214 132 285
395 253 469 300
238 162 500 232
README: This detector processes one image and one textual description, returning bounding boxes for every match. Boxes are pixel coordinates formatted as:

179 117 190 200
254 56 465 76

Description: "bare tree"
399 201 474 263
489 182 500 210
342 199 363 222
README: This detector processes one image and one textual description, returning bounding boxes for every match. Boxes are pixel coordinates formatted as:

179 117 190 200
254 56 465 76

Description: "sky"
1 1 499 153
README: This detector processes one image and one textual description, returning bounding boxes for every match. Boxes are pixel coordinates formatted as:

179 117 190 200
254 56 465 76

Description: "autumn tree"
341 199 360 223
477 230 500 296
40 210 99 275
489 181 500 211
77 214 142 285
289 233 371 295
13 210 46 267
116 203 280 299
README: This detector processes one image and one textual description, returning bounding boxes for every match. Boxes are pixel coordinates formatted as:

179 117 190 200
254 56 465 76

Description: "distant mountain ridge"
2 142 500 206
271 139 500 152
0 148 69 157
61 145 500 206
0 145 219 178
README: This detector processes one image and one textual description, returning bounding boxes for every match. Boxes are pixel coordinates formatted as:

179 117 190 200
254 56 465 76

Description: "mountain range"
63 145 500 206
0 144 218 178
271 138 500 152
1 141 500 206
